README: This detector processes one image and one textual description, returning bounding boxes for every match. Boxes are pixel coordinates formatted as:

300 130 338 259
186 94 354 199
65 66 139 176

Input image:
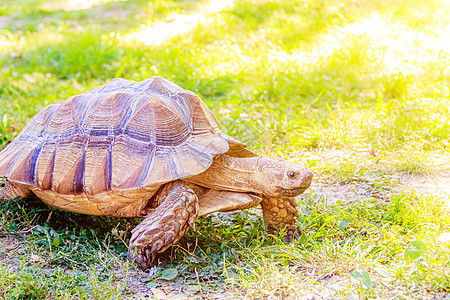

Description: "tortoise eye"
287 171 296 178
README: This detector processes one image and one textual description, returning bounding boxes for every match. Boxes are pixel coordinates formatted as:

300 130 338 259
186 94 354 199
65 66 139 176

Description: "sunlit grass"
1 0 450 298
235 193 450 298
122 0 234 46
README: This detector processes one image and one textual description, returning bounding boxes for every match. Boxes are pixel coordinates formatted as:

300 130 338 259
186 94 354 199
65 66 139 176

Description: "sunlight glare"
269 13 450 76
41 0 125 12
121 0 234 46
0 29 14 47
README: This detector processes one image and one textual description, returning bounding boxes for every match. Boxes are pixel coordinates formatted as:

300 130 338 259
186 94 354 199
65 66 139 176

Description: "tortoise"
0 77 312 269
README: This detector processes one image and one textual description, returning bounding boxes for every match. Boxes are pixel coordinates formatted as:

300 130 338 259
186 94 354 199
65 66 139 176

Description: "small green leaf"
146 281 159 289
351 270 373 290
404 240 427 263
159 268 178 281
337 219 350 230
52 237 61 247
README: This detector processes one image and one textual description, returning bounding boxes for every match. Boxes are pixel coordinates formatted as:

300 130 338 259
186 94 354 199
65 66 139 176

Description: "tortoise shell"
0 77 252 216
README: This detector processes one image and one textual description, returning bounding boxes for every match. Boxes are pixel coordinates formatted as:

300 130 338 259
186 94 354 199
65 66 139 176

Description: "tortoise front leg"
261 196 300 243
0 181 31 200
128 181 198 270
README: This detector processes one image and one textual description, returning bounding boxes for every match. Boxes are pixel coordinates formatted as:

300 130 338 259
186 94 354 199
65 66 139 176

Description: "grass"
0 0 449 298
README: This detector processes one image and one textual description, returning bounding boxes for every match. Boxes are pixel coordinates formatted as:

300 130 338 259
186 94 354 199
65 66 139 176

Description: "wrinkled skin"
261 196 301 242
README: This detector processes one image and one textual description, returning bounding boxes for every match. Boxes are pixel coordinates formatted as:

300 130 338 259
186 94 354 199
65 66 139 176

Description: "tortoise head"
254 157 313 197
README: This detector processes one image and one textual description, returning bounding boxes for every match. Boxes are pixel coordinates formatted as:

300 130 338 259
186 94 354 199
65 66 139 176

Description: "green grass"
0 263 129 299
1 0 449 298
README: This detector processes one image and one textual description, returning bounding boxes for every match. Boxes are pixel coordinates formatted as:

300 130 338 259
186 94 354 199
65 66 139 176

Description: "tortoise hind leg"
0 181 31 200
128 180 198 270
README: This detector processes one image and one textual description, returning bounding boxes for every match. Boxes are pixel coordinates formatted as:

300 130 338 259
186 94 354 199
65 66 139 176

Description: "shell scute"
110 135 156 190
82 92 132 135
7 145 39 185
35 139 57 190
51 134 88 195
0 104 59 181
84 135 113 196
141 76 184 96
46 95 88 135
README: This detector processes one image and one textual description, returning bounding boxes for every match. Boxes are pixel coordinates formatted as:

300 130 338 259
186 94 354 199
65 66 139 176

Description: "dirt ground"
395 171 450 202
310 170 450 206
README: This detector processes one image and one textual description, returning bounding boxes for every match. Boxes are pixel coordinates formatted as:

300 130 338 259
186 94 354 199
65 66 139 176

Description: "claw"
282 225 299 243
135 254 144 264
128 181 198 269
145 248 152 258
267 224 300 243
140 260 152 271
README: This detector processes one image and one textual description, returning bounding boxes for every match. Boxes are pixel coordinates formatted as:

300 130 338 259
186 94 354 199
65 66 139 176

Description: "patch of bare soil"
0 234 25 273
308 180 388 206
121 268 237 300
394 170 450 201
307 169 450 208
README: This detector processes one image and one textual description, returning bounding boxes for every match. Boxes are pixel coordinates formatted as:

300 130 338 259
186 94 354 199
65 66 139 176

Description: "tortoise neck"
185 154 263 194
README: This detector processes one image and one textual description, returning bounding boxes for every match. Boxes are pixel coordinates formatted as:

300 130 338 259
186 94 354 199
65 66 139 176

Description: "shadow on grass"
0 193 266 268
0 196 135 236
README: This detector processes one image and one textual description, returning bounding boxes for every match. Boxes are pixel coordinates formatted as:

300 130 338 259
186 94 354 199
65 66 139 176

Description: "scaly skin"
0 181 31 200
261 196 300 242
188 154 312 242
128 181 198 270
